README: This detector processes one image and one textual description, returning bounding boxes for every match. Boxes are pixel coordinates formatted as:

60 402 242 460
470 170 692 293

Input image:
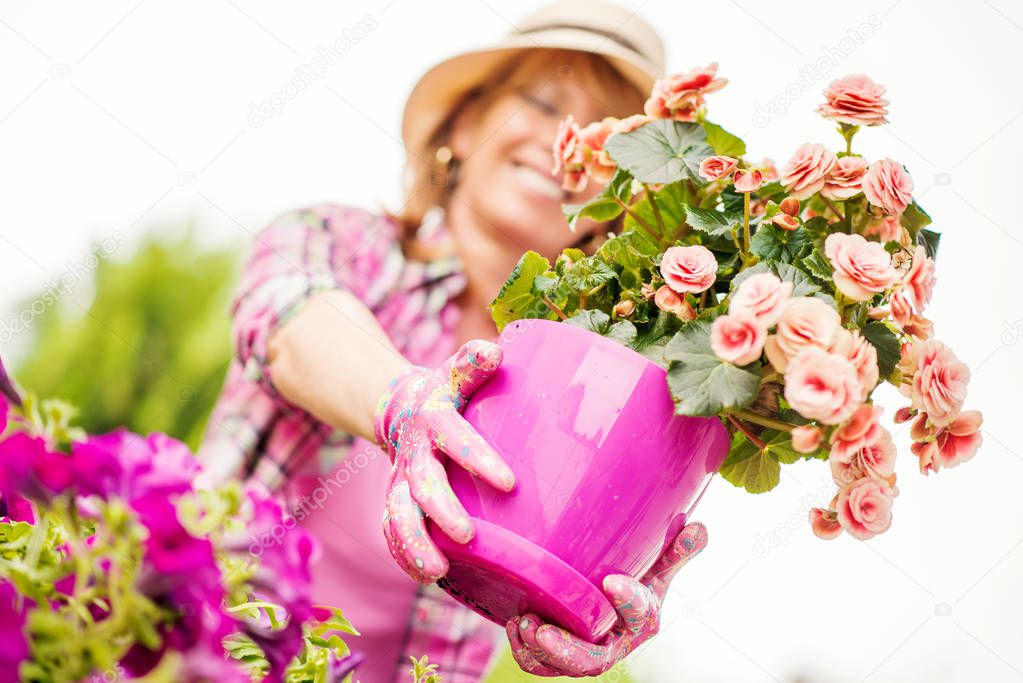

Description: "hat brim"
401 29 658 157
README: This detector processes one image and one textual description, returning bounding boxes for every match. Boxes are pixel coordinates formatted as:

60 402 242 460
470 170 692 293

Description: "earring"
432 146 453 186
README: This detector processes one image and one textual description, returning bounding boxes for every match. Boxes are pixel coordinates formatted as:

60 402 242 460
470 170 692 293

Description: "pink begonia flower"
644 64 727 122
836 477 894 540
830 328 879 400
698 155 738 182
829 404 884 463
783 347 862 425
810 507 843 540
764 297 841 373
552 115 587 192
890 290 913 327
901 339 970 427
710 313 766 366
654 285 695 320
733 169 763 193
791 425 823 454
781 143 837 200
612 114 652 134
821 155 868 201
830 418 897 487
862 158 914 215
579 117 617 184
864 215 904 244
824 233 900 302
923 410 983 473
729 272 793 327
901 245 936 311
660 245 717 294
817 74 890 127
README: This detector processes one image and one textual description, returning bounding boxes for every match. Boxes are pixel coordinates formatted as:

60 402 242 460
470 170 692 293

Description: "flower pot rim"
504 317 666 374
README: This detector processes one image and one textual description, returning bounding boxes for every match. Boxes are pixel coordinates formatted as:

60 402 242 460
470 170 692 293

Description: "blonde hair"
396 49 647 239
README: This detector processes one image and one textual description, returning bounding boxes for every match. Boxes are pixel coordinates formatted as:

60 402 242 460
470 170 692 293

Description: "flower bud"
779 197 801 216
613 299 636 318
771 213 800 231
791 425 823 453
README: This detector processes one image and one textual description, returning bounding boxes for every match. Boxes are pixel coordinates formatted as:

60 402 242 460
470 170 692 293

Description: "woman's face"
449 76 615 259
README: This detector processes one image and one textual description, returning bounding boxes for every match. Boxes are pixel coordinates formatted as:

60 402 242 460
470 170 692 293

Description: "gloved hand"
374 340 515 583
506 522 708 677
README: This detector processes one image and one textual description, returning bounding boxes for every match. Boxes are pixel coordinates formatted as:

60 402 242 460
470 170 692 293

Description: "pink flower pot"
431 319 729 641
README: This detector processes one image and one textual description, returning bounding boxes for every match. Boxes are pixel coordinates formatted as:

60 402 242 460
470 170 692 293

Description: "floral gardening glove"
506 522 708 677
374 340 516 584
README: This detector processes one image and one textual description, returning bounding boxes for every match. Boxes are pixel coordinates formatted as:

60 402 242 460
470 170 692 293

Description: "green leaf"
917 228 941 259
596 231 656 289
719 434 781 494
489 251 556 331
750 225 811 263
561 168 635 230
685 205 742 237
564 308 610 334
802 215 831 238
604 120 713 184
732 260 828 301
607 320 638 346
702 121 747 157
564 309 637 348
719 428 824 493
900 201 932 233
663 321 761 416
563 258 617 291
861 321 901 380
562 198 622 229
800 247 833 282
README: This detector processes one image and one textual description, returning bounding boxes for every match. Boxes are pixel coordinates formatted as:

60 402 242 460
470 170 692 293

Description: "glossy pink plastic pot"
430 319 729 641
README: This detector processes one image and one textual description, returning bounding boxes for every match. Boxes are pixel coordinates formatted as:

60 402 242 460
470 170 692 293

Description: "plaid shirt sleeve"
200 205 396 487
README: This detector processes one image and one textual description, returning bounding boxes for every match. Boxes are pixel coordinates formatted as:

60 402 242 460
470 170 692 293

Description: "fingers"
428 408 515 491
383 480 448 583
602 575 659 636
644 522 708 598
534 623 613 677
506 618 561 677
405 444 474 544
448 340 502 409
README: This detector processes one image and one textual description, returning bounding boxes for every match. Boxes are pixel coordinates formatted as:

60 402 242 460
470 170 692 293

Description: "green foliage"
489 251 559 332
564 309 638 346
562 168 633 230
719 429 826 494
604 120 712 184
750 224 811 263
12 232 238 450
702 121 747 157
664 321 761 416
861 321 901 381
685 205 742 238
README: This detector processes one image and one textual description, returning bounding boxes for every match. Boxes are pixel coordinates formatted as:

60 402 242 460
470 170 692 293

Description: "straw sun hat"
400 0 665 157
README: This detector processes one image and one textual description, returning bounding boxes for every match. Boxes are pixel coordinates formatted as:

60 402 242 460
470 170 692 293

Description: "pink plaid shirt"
199 204 501 683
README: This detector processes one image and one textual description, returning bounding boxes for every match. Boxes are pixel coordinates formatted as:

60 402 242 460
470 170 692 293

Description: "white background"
2 0 1022 681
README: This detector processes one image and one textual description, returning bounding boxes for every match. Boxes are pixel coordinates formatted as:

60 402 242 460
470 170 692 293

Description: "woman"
200 2 707 680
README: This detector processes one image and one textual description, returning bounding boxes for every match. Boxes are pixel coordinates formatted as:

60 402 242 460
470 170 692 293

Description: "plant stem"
644 184 667 236
615 197 660 244
727 415 767 449
742 192 751 253
542 297 568 320
732 409 796 433
822 197 845 222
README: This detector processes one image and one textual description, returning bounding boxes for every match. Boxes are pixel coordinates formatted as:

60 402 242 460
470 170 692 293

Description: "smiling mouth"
512 162 566 202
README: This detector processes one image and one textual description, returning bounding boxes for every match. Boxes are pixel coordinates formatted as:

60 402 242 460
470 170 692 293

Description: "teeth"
513 165 562 201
